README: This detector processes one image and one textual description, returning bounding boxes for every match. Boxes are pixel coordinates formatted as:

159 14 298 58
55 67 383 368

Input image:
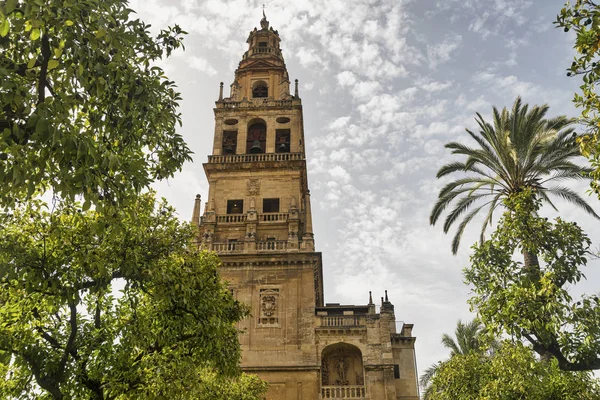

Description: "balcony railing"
208 153 303 163
207 240 288 254
243 46 281 58
256 240 287 251
215 99 296 109
210 242 243 253
259 212 288 222
321 386 366 399
319 315 365 328
217 214 246 223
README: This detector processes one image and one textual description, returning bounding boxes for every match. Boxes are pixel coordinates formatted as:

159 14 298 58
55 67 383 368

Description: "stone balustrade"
243 46 281 58
321 386 366 399
256 240 287 251
216 214 246 223
210 242 243 253
208 153 303 163
208 240 288 253
215 99 296 109
319 315 365 328
259 212 288 222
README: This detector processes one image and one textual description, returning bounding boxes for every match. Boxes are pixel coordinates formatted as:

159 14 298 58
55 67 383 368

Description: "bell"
224 144 234 154
249 140 263 154
278 142 288 152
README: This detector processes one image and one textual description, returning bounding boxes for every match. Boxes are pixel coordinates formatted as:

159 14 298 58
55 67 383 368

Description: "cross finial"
262 4 266 18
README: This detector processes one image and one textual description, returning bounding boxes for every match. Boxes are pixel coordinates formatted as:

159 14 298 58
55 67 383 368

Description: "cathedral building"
191 14 419 400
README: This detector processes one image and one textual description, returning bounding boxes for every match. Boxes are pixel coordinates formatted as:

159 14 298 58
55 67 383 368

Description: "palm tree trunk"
522 250 540 280
522 249 554 362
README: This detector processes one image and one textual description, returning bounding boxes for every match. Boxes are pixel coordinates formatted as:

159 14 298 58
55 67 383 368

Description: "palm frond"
546 186 600 219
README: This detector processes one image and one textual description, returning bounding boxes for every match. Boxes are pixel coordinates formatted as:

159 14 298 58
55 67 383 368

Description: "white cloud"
352 80 382 101
421 81 453 92
427 34 462 69
188 55 218 76
337 71 357 87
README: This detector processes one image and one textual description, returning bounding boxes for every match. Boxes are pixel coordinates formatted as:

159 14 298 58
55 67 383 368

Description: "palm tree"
420 319 495 399
430 97 598 255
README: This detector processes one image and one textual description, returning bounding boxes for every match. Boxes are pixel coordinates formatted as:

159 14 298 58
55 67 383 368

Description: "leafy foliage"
0 192 266 399
420 319 497 399
0 0 192 209
465 190 600 371
428 341 600 400
430 97 597 254
557 0 600 197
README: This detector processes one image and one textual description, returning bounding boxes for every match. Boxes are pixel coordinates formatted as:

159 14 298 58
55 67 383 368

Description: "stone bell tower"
192 13 419 400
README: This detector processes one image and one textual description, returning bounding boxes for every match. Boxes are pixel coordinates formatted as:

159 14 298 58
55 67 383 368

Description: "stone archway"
321 343 364 387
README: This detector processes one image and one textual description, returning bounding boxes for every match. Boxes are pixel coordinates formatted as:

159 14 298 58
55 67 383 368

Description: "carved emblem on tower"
247 178 260 195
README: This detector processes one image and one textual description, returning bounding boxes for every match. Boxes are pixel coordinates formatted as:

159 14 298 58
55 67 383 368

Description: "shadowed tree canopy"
0 192 267 399
0 0 192 210
430 97 598 254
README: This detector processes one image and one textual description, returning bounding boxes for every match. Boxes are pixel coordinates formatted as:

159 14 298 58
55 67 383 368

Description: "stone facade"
192 14 419 400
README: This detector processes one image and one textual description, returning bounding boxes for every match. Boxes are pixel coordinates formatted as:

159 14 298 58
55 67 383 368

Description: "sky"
128 0 600 388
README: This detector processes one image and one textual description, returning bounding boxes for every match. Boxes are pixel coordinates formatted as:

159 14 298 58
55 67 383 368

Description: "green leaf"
47 60 59 70
27 58 36 69
65 20 74 26
30 28 40 41
0 16 9 37
35 118 48 135
4 0 18 15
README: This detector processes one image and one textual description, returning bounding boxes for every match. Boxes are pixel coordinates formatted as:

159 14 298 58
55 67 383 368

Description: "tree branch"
38 33 51 105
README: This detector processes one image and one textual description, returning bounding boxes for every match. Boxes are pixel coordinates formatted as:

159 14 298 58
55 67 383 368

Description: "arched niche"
321 343 364 386
246 119 266 154
252 80 268 98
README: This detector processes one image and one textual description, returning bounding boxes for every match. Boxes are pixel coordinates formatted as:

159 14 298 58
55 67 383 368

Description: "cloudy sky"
128 0 600 386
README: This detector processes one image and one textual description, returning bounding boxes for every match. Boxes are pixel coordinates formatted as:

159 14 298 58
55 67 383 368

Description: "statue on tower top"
260 6 269 30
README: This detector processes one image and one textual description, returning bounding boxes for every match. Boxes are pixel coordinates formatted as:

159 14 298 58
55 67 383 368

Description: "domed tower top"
222 11 292 102
242 11 284 65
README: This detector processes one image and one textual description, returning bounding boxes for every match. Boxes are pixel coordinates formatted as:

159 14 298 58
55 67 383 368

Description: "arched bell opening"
247 119 266 154
252 80 268 98
321 343 365 387
222 130 237 155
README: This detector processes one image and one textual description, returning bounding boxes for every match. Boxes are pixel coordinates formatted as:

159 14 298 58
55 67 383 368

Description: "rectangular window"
394 364 400 379
227 199 243 214
258 41 268 48
276 129 290 153
263 198 280 213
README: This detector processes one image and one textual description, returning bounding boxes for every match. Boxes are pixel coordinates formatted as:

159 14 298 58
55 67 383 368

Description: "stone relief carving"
332 348 350 386
261 295 277 317
258 288 280 325
335 356 349 386
247 178 260 196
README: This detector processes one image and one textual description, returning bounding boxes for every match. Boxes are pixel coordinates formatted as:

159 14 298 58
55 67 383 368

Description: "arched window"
247 121 266 153
222 131 237 154
252 81 268 98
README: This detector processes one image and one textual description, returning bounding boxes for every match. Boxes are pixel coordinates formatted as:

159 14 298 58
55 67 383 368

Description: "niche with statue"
321 343 365 386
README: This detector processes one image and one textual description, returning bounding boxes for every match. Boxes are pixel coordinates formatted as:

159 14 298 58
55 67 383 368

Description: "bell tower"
193 13 419 400
194 12 324 399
